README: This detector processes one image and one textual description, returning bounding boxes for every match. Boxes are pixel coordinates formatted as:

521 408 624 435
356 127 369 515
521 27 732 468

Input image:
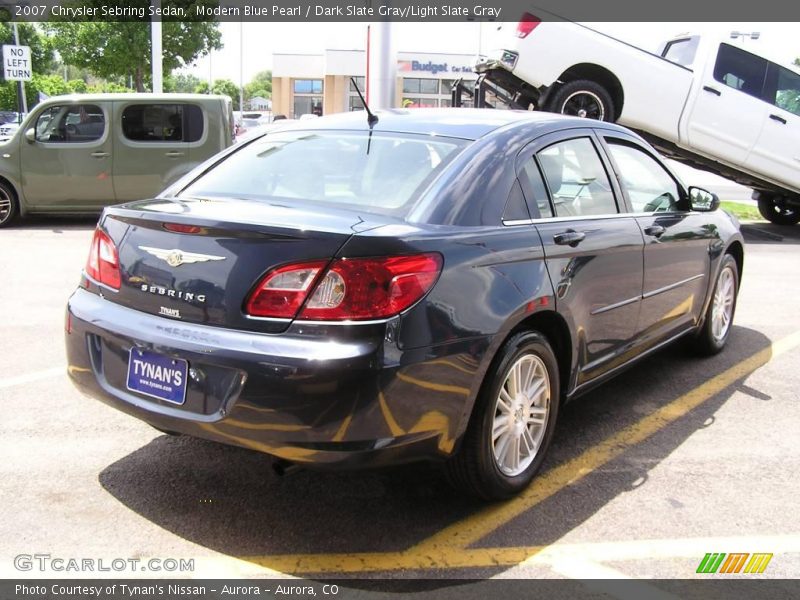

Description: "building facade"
272 50 478 118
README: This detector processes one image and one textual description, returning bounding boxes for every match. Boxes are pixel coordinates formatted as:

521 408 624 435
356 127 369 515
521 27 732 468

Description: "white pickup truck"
476 15 800 225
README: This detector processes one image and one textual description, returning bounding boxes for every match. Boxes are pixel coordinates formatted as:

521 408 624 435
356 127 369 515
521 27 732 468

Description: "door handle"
90 151 110 158
769 114 787 125
553 230 586 247
165 151 185 158
643 225 666 238
702 86 721 96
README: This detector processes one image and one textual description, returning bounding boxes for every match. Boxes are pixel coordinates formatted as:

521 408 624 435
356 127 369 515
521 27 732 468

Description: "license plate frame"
126 348 188 405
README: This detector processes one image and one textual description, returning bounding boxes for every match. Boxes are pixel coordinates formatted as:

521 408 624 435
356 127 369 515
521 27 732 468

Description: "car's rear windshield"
179 129 468 215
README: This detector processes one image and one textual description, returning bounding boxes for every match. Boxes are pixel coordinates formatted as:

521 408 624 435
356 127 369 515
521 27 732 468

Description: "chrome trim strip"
642 273 705 299
590 295 640 315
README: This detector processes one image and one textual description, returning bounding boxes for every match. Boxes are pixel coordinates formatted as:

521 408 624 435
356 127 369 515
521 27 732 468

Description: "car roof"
277 108 627 140
38 93 229 103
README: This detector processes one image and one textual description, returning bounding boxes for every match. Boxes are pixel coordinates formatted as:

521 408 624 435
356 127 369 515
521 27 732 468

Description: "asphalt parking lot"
1 216 799 583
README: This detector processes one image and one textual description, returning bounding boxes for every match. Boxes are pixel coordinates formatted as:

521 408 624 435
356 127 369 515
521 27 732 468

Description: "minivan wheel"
445 331 560 500
694 254 739 356
0 181 18 228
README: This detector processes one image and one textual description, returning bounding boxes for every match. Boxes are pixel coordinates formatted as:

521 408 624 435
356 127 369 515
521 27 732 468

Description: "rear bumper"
66 288 488 468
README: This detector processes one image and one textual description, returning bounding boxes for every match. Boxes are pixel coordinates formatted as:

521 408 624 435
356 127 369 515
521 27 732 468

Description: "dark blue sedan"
65 109 744 499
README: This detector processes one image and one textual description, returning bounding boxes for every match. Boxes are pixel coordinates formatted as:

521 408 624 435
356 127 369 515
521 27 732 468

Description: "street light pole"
151 0 163 93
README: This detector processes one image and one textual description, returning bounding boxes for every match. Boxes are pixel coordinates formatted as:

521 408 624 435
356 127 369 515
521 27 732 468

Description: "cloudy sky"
182 21 800 84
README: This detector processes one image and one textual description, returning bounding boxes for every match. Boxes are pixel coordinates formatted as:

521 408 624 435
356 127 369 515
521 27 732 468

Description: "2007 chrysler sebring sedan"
66 109 744 499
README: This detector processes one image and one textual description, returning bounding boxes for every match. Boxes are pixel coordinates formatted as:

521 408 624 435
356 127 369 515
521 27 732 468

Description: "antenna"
350 77 379 127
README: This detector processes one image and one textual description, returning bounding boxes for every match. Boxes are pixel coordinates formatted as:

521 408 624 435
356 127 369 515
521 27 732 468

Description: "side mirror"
688 186 720 212
24 128 35 143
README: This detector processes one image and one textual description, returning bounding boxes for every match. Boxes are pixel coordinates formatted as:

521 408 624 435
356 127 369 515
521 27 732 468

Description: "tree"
244 69 272 101
212 79 240 109
165 72 203 93
45 3 222 92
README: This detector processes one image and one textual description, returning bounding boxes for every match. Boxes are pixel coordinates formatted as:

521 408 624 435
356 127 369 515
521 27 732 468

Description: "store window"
294 97 323 117
402 78 438 94
293 79 323 94
402 97 439 108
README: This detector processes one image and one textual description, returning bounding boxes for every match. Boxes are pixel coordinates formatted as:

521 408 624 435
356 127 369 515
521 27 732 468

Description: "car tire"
0 180 18 228
445 331 560 500
694 254 739 356
548 79 615 122
757 195 800 226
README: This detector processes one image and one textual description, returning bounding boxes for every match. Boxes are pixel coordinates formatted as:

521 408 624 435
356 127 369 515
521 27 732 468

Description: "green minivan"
0 93 235 227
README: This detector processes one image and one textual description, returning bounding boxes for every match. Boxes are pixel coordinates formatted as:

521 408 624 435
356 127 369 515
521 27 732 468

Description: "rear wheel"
445 331 560 500
548 79 615 122
0 181 18 228
694 254 739 355
757 194 800 225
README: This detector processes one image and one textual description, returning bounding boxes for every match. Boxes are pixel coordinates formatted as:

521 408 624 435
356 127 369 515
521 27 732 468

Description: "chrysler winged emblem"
139 246 226 267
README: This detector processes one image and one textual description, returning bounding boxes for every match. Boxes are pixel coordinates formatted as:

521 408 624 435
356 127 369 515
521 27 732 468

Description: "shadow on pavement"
97 323 775 579
5 214 99 232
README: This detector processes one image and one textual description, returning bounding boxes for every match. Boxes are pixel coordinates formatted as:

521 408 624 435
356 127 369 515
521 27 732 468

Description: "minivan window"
537 138 617 217
765 63 800 116
35 104 105 143
713 43 768 99
662 37 699 67
121 103 203 143
179 130 467 214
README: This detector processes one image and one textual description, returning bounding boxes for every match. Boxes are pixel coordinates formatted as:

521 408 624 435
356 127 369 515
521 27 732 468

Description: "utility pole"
12 23 27 116
151 0 163 93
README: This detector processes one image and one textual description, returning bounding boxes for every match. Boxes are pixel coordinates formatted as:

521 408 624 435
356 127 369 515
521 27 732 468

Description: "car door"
518 130 645 387
19 102 114 210
746 62 800 190
600 132 716 347
685 43 768 166
112 101 196 202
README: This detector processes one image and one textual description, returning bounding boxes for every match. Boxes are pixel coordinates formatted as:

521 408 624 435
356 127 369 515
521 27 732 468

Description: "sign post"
4 24 31 117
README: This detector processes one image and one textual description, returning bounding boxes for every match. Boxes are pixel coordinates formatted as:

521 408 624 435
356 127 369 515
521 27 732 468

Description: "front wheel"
445 331 560 500
548 79 615 122
757 195 800 225
0 181 18 228
694 254 739 356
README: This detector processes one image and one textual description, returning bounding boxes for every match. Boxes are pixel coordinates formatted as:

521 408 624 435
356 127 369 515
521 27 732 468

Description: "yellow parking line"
412 330 800 553
239 330 800 574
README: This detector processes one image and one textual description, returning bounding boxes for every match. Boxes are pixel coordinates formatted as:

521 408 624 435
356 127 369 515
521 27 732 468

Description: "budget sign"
3 45 32 81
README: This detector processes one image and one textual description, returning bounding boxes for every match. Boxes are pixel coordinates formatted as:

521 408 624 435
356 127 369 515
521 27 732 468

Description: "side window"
121 104 203 143
34 104 105 143
502 179 531 222
765 63 800 116
605 140 682 213
537 137 617 217
713 43 768 99
662 37 699 67
519 160 553 218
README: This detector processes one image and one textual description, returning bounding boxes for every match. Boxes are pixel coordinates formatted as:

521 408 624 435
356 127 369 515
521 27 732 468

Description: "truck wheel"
445 331 560 500
757 195 800 226
0 181 18 228
548 80 615 122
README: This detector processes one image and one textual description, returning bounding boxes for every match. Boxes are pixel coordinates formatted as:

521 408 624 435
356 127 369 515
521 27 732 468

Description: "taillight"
244 253 443 321
85 228 121 290
245 261 327 318
516 13 541 38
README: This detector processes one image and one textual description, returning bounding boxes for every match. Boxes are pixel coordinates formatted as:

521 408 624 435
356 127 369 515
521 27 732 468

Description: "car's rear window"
179 130 467 214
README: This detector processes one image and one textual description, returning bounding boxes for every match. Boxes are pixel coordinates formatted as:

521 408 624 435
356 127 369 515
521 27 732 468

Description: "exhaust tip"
272 458 301 477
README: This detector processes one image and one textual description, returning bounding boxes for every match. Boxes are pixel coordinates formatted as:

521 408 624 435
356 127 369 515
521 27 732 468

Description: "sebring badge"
139 246 226 267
